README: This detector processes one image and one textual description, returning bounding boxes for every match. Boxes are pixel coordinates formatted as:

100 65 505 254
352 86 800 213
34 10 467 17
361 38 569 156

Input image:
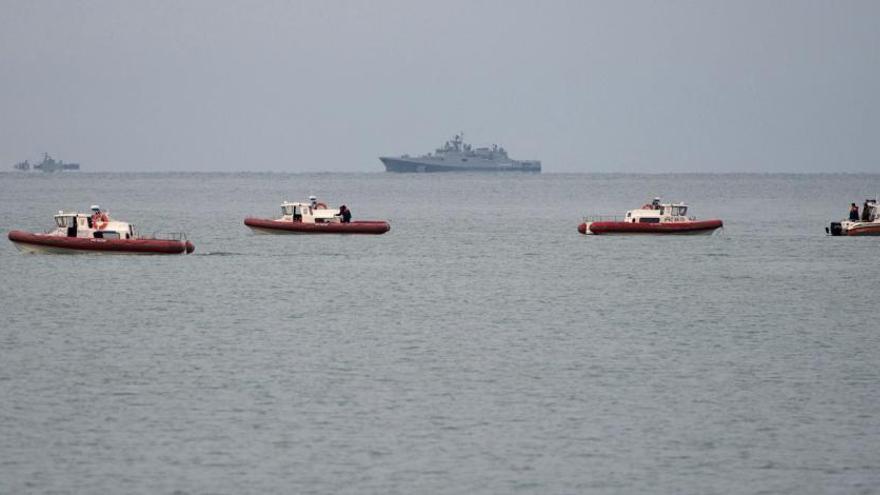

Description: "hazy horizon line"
3 170 879 176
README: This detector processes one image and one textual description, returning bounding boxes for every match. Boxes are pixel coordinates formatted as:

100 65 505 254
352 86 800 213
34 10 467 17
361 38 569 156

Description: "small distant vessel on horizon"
579 198 723 235
827 199 880 236
380 133 541 173
12 153 80 172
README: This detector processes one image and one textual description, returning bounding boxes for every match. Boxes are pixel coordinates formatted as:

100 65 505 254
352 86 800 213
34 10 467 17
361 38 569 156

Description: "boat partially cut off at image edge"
8 208 194 254
827 199 880 236
244 201 390 235
579 199 722 235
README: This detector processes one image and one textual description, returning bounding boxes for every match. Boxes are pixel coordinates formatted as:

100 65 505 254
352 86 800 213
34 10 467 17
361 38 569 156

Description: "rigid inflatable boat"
579 198 722 235
244 200 390 235
827 199 880 236
9 207 195 254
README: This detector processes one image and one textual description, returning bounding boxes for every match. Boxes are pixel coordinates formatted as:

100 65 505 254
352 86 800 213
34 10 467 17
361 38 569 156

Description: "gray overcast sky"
1 0 878 172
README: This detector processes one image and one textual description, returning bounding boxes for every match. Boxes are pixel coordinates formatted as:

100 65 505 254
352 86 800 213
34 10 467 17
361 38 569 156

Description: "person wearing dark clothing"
338 205 352 223
863 201 871 221
849 203 860 221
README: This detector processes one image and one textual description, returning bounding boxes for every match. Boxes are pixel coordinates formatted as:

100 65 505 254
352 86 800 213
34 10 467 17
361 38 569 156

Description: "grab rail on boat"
582 215 699 223
141 232 189 241
583 215 624 223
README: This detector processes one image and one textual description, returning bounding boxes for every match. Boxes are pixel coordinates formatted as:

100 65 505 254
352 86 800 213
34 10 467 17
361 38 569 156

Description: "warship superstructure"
12 153 80 172
380 134 541 173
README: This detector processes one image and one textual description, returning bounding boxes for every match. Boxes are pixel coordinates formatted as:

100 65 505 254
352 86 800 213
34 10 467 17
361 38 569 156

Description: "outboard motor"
828 222 843 236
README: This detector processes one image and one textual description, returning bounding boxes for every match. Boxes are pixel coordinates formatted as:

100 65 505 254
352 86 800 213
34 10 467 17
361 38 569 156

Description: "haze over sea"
1 172 879 494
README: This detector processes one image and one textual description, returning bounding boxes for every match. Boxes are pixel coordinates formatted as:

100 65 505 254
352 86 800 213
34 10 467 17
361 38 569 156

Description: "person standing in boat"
849 203 860 221
337 205 352 223
90 205 109 229
309 195 318 209
642 198 661 210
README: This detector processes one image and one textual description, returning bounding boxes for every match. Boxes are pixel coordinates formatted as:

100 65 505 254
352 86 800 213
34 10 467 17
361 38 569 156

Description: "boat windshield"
54 216 74 228
281 205 293 216
672 206 688 216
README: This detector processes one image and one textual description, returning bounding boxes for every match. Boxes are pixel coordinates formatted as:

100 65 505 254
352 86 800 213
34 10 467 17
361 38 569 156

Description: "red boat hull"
845 224 880 236
8 231 195 254
244 217 390 235
578 219 723 235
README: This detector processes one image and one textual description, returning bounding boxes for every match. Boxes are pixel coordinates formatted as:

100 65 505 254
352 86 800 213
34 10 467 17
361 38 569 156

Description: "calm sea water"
1 172 879 494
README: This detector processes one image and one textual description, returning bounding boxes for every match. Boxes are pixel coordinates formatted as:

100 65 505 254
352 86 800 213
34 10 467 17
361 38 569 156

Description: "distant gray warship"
380 134 541 173
13 153 80 172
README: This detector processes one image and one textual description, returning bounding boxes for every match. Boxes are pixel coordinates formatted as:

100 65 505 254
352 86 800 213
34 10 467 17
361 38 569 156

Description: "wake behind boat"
244 197 390 235
579 198 722 235
8 206 195 254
